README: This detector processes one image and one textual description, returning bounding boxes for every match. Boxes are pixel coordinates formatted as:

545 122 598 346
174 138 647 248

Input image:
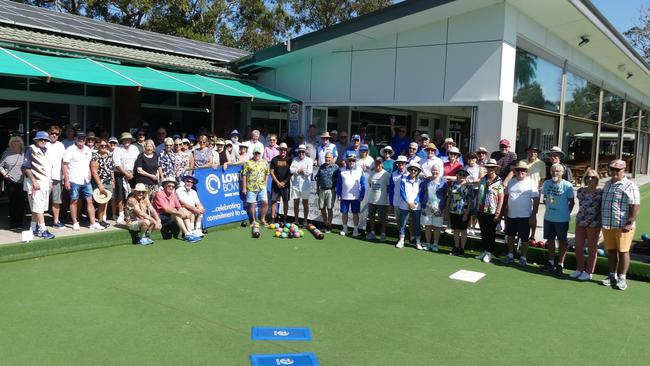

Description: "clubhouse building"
0 0 649 179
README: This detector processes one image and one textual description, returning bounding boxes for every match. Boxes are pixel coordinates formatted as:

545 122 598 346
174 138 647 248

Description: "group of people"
0 118 642 290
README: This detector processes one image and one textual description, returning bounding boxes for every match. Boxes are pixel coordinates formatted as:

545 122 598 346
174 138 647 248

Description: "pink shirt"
153 190 181 213
263 145 279 162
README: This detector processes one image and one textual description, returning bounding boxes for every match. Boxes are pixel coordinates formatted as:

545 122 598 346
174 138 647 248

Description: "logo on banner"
205 174 221 194
276 358 294 365
273 330 290 337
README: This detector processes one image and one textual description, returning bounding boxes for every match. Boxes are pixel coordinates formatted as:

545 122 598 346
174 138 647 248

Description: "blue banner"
250 353 320 366
194 166 248 228
251 326 312 341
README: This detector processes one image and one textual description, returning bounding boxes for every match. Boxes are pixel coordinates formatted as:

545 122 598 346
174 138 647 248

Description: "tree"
624 5 650 62
288 0 392 34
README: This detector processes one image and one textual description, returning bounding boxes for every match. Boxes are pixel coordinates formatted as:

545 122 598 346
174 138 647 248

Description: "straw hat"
133 183 148 192
543 146 565 159
483 158 499 168
92 188 112 204
320 132 331 138
161 177 178 187
407 162 422 172
120 132 133 141
514 160 529 170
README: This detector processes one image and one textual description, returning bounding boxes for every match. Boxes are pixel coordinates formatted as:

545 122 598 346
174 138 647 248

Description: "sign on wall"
288 103 300 138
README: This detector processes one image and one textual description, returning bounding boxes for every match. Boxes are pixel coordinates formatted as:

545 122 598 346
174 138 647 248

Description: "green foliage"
288 0 392 33
624 5 650 62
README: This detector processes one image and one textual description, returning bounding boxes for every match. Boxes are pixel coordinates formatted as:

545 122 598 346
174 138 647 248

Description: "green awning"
0 47 297 103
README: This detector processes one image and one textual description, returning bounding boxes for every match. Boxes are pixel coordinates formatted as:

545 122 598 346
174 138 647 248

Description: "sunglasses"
477 152 487 155
165 144 173 147
409 147 417 150
609 167 623 172
408 168 419 172
98 144 109 148
49 131 59 135
175 143 182 146
499 145 508 148
515 168 527 172
110 141 118 144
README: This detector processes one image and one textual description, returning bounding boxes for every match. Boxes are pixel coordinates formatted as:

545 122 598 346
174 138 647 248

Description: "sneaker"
90 223 105 230
98 221 110 228
430 243 439 252
340 229 347 236
475 251 486 260
52 221 65 228
458 248 465 256
553 264 564 276
380 233 386 242
40 230 55 239
616 277 628 291
410 237 416 245
450 247 459 256
467 228 476 236
395 238 404 249
193 229 205 237
601 274 617 287
569 270 582 279
501 255 514 265
365 232 376 240
416 242 425 250
518 257 528 267
184 234 200 243
541 262 555 272
72 222 80 231
138 237 152 245
577 271 592 281
116 216 125 225
324 226 332 234
482 252 492 263
352 228 360 237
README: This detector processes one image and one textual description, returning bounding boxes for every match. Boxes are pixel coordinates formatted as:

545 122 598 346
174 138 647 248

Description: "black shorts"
449 213 469 230
505 216 530 242
113 174 128 201
271 184 290 202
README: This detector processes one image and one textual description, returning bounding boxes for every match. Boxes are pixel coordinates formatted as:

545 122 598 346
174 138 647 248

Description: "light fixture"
626 72 633 80
578 36 590 47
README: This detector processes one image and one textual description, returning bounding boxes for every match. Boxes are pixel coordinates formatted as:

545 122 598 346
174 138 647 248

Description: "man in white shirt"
176 175 206 237
230 130 241 159
357 145 374 175
289 144 313 226
113 132 141 224
317 131 338 166
501 160 540 267
336 153 366 236
419 143 444 180
46 125 66 228
365 157 390 241
63 131 102 231
246 130 265 160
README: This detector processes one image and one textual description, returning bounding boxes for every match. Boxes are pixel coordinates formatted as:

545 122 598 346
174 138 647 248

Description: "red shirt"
153 190 181 213
444 160 462 177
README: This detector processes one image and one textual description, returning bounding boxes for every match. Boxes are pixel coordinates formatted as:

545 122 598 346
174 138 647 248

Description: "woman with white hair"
1 135 26 229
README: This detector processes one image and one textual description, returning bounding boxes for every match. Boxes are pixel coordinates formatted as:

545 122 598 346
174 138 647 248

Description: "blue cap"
75 131 86 138
187 134 197 141
359 144 369 151
230 129 240 136
351 134 361 140
33 131 49 141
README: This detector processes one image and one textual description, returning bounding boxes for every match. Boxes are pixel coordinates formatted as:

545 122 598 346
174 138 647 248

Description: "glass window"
86 85 112 98
601 90 624 125
30 79 84 95
564 72 600 121
622 129 637 173
598 125 621 176
513 48 562 112
563 119 596 180
179 93 211 109
86 107 111 135
625 101 640 129
638 133 649 174
0 76 27 90
642 109 649 131
515 109 557 157
141 90 176 106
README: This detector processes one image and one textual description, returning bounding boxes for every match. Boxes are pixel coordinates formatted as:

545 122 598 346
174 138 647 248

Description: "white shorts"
28 188 50 214
421 212 444 227
291 182 311 200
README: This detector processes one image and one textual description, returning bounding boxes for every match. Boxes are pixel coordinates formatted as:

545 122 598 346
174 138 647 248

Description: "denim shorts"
246 189 268 203
340 200 360 214
70 182 93 200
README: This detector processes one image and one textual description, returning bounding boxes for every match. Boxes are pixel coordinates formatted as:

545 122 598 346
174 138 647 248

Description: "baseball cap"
108 137 118 144
33 131 49 141
499 139 511 147
351 134 361 141
359 145 369 152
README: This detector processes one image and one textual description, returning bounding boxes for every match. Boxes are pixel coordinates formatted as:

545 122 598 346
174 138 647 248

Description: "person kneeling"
153 177 201 243
126 183 162 245
176 175 206 237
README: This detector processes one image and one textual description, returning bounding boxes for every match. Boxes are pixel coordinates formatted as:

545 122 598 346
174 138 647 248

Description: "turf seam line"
614 314 640 366
111 286 342 366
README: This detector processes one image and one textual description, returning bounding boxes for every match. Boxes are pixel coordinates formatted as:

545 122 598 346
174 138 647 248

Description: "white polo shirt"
176 186 201 207
63 144 92 184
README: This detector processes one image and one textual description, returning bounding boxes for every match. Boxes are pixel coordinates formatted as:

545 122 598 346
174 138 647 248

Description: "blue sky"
592 0 649 34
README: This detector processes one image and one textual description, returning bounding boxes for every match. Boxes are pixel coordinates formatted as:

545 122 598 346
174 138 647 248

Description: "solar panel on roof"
0 0 249 62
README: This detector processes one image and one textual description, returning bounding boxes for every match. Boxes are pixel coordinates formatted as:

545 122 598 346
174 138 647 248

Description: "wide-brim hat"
133 183 148 192
395 155 408 163
120 132 133 141
278 142 288 150
92 188 112 204
380 145 394 155
514 160 529 170
85 132 97 140
526 145 541 153
483 158 499 168
346 153 357 160
181 175 198 184
161 177 178 187
407 162 422 171
320 132 331 138
215 138 225 145
476 147 489 154
425 142 438 151
456 167 470 176
447 146 460 155
297 144 307 152
543 146 565 159
444 138 456 146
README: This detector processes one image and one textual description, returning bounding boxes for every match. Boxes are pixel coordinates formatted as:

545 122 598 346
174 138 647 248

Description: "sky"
591 0 649 34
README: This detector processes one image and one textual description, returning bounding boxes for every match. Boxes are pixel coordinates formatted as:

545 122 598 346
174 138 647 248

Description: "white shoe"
72 222 80 231
352 228 360 237
380 233 386 242
194 229 205 237
90 223 105 230
577 271 592 281
365 232 376 240
116 216 125 225
416 242 424 250
395 238 404 248
475 251 486 260
340 230 347 236
430 244 439 252
482 252 492 263
569 270 582 279
468 228 476 236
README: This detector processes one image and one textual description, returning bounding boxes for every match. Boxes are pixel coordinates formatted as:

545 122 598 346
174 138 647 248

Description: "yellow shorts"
602 228 635 253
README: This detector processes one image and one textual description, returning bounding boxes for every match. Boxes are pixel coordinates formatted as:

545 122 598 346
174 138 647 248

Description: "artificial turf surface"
1 227 650 366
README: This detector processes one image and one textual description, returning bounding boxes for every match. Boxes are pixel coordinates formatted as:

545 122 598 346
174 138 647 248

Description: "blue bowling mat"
251 326 312 341
250 352 320 366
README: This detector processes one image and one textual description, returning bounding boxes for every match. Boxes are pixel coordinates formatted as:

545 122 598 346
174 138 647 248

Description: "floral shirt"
125 196 153 223
575 187 603 228
241 159 269 192
159 151 178 179
477 175 504 215
177 150 191 176
92 152 114 185
448 182 472 215
193 148 211 168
